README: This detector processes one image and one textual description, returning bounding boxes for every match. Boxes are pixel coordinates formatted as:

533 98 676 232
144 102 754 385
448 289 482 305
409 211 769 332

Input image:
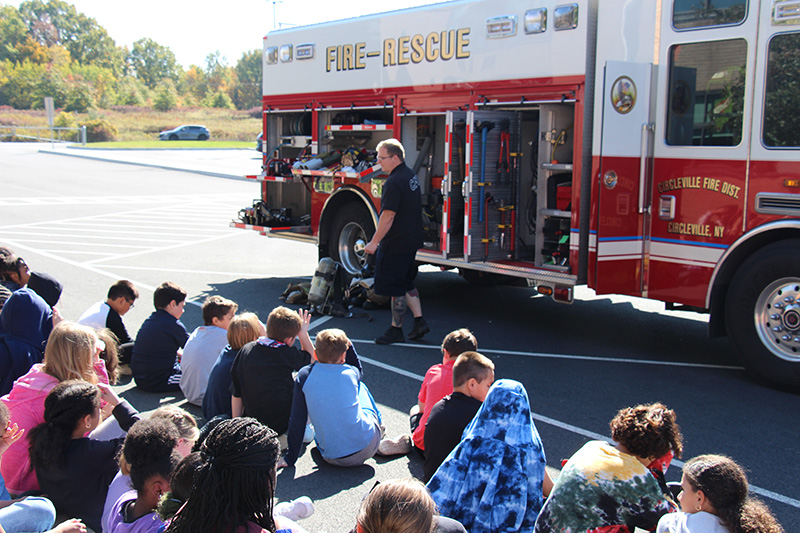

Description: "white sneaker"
274 496 315 521
377 434 412 456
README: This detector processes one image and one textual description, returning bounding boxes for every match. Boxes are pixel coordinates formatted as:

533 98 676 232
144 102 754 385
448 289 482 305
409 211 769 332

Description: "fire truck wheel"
329 202 375 276
726 239 800 387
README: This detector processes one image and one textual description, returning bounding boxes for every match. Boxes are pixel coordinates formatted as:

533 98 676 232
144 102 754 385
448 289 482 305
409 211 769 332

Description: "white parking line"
100 265 272 278
352 349 799 509
349 339 743 371
84 232 241 265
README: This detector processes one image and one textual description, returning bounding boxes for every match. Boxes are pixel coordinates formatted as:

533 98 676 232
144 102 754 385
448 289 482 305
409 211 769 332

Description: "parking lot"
1 143 798 531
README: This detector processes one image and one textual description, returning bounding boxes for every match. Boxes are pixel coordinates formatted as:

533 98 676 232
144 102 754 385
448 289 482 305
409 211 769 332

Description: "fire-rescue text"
325 29 471 72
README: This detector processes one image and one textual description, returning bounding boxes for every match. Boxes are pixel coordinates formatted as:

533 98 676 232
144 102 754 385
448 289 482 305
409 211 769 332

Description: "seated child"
0 288 56 396
423 351 495 482
107 419 182 533
657 454 784 533
179 295 238 405
352 478 467 533
355 479 436 533
230 306 313 436
94 329 121 386
29 381 139 533
131 282 189 392
202 312 263 420
0 250 61 307
285 328 409 468
534 402 681 532
0 250 30 291
1 321 108 495
410 328 477 455
165 417 307 533
156 452 203 524
428 379 551 533
78 280 139 369
101 406 198 533
0 401 62 533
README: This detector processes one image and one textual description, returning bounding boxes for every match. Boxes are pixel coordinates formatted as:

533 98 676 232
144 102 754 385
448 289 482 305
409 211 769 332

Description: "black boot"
375 325 405 345
407 317 430 340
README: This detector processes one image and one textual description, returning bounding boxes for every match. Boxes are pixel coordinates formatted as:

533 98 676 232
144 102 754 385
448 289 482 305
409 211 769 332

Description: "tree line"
0 0 262 112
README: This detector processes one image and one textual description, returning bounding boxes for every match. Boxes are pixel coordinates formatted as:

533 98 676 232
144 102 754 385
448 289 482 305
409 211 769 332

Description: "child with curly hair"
657 454 784 533
534 402 683 532
106 419 182 533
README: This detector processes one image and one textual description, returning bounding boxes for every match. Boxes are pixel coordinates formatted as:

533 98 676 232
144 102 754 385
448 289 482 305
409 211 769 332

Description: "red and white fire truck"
232 0 800 385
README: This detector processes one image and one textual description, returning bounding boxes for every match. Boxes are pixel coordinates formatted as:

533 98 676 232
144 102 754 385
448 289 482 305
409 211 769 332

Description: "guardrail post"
81 125 87 145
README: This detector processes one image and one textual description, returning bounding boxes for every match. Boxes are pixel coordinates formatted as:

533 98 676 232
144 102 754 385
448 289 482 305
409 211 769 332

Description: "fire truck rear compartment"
398 103 575 271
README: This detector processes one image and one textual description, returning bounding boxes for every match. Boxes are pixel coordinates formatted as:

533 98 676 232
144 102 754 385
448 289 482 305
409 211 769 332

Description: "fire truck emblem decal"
610 76 637 114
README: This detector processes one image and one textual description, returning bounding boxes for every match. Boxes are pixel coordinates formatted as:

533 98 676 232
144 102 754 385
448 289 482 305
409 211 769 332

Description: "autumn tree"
18 0 125 74
153 78 179 111
129 37 181 89
0 6 29 63
230 49 261 110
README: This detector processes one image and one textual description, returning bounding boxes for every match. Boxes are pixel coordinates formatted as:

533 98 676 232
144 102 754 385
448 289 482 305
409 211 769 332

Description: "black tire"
198 134 208 141
725 239 800 387
169 134 178 140
328 202 375 276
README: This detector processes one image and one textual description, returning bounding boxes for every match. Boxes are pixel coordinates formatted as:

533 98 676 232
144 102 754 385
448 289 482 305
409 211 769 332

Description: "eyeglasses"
377 156 393 161
125 299 135 308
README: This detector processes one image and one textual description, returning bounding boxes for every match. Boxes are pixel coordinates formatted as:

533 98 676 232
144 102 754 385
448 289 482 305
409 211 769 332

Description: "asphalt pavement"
1 143 798 532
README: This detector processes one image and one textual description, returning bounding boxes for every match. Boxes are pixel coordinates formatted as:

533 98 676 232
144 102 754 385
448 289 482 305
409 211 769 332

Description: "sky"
9 0 450 69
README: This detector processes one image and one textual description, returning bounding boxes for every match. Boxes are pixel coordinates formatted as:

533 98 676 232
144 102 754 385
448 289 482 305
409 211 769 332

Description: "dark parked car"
159 125 210 141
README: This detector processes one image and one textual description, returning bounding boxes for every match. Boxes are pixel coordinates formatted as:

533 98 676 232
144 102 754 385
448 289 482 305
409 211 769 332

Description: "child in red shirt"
409 328 477 454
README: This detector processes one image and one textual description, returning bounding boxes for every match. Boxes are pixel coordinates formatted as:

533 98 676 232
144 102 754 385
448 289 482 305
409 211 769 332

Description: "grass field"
0 106 261 143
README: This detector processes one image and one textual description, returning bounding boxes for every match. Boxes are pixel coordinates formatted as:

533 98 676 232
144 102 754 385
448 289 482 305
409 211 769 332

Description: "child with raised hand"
230 307 313 437
28 381 139 532
657 454 784 533
107 419 182 533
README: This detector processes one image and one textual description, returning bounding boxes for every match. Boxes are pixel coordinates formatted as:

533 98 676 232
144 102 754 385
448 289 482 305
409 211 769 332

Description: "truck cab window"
763 32 800 148
673 0 748 30
665 39 747 146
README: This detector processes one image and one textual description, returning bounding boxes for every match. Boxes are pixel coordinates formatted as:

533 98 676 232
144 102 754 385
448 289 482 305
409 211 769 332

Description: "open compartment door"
463 110 519 262
443 110 468 258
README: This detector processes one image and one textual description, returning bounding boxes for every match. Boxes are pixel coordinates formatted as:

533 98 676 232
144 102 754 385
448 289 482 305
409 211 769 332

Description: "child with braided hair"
28 381 139 532
165 417 307 533
657 454 784 533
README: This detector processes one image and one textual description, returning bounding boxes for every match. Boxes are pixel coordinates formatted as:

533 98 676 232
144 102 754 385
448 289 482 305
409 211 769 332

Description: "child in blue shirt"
284 329 409 468
131 282 189 392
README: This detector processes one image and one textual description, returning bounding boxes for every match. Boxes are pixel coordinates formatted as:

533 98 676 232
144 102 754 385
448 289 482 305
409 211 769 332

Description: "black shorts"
374 248 418 297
